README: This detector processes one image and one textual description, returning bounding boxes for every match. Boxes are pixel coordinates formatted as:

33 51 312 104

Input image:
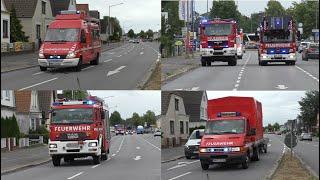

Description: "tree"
63 90 88 100
128 29 135 38
267 123 273 132
146 29 154 39
132 113 142 127
138 30 146 39
209 0 239 20
265 0 285 17
10 5 28 42
298 91 319 132
273 122 280 131
110 111 123 126
142 110 156 127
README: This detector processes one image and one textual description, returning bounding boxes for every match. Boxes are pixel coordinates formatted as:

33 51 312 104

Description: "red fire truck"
199 96 268 170
48 96 110 166
258 16 298 66
38 10 101 71
199 18 239 66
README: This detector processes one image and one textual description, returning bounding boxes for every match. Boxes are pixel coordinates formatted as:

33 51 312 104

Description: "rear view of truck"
199 96 268 170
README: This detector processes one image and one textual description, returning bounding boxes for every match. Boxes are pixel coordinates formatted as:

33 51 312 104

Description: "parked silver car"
299 133 312 141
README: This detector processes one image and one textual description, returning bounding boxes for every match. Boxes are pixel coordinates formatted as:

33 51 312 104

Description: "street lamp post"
108 3 124 43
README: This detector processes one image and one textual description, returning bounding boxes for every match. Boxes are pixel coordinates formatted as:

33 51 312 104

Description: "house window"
5 90 10 100
30 118 36 130
42 1 46 14
36 25 41 39
3 20 8 38
186 122 189 134
180 121 184 134
170 121 174 135
175 98 179 111
200 107 204 117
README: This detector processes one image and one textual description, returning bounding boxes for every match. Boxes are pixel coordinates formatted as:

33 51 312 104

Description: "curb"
162 64 199 84
161 155 185 163
136 54 161 90
294 152 319 179
1 43 125 73
1 158 51 175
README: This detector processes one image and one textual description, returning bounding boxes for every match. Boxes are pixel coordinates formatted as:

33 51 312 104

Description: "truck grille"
211 155 228 159
45 55 67 59
58 132 87 141
208 41 228 50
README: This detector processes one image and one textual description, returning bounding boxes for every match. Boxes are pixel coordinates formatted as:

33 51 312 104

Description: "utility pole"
186 0 189 58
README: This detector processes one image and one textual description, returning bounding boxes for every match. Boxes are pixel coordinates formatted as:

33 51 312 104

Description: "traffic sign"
284 134 297 148
175 41 183 46
298 23 303 27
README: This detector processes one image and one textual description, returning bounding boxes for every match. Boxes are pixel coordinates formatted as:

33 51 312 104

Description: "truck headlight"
49 144 57 148
199 148 208 153
39 52 45 59
66 51 76 58
88 142 98 147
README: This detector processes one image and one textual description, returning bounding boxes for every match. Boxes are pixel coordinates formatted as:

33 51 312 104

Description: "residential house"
1 90 15 118
89 10 100 19
76 3 89 14
161 91 189 148
50 0 77 17
1 0 10 45
4 0 54 46
38 90 56 129
178 91 208 129
14 90 42 134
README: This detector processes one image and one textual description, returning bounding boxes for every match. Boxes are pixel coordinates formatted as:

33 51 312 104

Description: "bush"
1 115 20 139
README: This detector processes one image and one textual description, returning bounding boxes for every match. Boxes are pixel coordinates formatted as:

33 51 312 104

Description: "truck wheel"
52 156 61 166
90 53 100 65
64 157 74 163
201 161 209 170
75 58 82 72
252 148 260 161
101 153 108 161
237 55 243 59
242 154 249 169
93 155 101 164
206 60 211 66
185 154 191 159
291 61 296 65
228 58 237 66
264 145 268 153
40 66 47 71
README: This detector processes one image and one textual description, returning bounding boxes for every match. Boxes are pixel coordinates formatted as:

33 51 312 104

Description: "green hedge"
29 125 49 144
1 115 20 140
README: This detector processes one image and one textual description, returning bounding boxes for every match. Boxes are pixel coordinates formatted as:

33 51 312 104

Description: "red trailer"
199 96 268 170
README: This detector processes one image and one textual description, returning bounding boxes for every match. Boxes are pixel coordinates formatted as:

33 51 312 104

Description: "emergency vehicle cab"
38 10 101 71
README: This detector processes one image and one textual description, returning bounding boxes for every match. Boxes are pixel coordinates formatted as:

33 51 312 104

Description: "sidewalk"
1 41 125 73
1 144 50 175
161 53 200 83
161 145 185 163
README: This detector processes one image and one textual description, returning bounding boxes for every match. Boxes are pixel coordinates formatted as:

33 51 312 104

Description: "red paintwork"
201 96 263 148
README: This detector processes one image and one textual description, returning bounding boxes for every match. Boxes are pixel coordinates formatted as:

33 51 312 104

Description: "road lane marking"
133 156 142 160
167 164 186 170
233 53 251 91
104 59 112 63
140 52 144 55
116 55 122 57
32 72 44 76
67 172 83 180
82 66 94 70
91 164 100 168
136 147 140 149
18 77 58 91
268 144 271 147
275 84 288 90
295 65 319 82
112 154 116 156
107 66 126 77
137 136 160 151
168 172 191 180
117 135 125 152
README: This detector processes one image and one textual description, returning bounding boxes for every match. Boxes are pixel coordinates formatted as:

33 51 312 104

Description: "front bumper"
201 48 236 57
48 140 100 156
199 152 246 165
38 58 79 67
260 53 297 62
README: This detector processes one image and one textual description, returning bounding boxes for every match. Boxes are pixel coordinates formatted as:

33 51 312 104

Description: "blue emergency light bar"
217 112 241 117
52 100 96 106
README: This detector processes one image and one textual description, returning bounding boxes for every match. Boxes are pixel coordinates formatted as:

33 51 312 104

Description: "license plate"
66 143 79 148
274 54 282 58
212 159 226 162
67 133 79 139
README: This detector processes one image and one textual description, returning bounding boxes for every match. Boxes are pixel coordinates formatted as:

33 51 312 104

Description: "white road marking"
32 72 44 76
167 164 187 170
116 55 122 57
275 84 288 90
18 77 58 91
168 172 192 180
117 135 125 152
137 136 161 151
82 66 94 70
67 172 83 180
140 52 144 55
268 144 271 147
295 65 319 82
112 154 116 156
104 59 112 63
136 147 140 149
133 156 142 160
233 53 251 91
91 164 100 168
191 87 200 91
107 66 126 76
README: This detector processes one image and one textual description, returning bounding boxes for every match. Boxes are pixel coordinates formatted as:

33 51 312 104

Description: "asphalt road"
162 50 319 91
2 134 161 180
1 42 160 90
273 134 319 177
161 134 284 180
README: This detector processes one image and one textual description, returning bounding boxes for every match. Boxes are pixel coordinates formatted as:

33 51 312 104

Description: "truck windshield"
204 24 232 36
247 35 259 41
45 28 79 42
205 120 244 134
262 29 293 43
51 108 93 124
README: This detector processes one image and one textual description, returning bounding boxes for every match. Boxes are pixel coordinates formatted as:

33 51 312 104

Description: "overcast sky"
194 0 300 16
87 91 161 119
206 91 306 126
77 0 160 33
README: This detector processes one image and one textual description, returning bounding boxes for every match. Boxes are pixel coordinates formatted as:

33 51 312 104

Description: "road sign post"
284 122 297 159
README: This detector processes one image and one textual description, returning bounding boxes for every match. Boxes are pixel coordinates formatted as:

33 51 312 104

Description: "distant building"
4 0 54 45
155 114 161 129
1 0 10 45
1 90 15 118
76 3 89 14
161 91 189 148
50 0 77 17
89 10 100 19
